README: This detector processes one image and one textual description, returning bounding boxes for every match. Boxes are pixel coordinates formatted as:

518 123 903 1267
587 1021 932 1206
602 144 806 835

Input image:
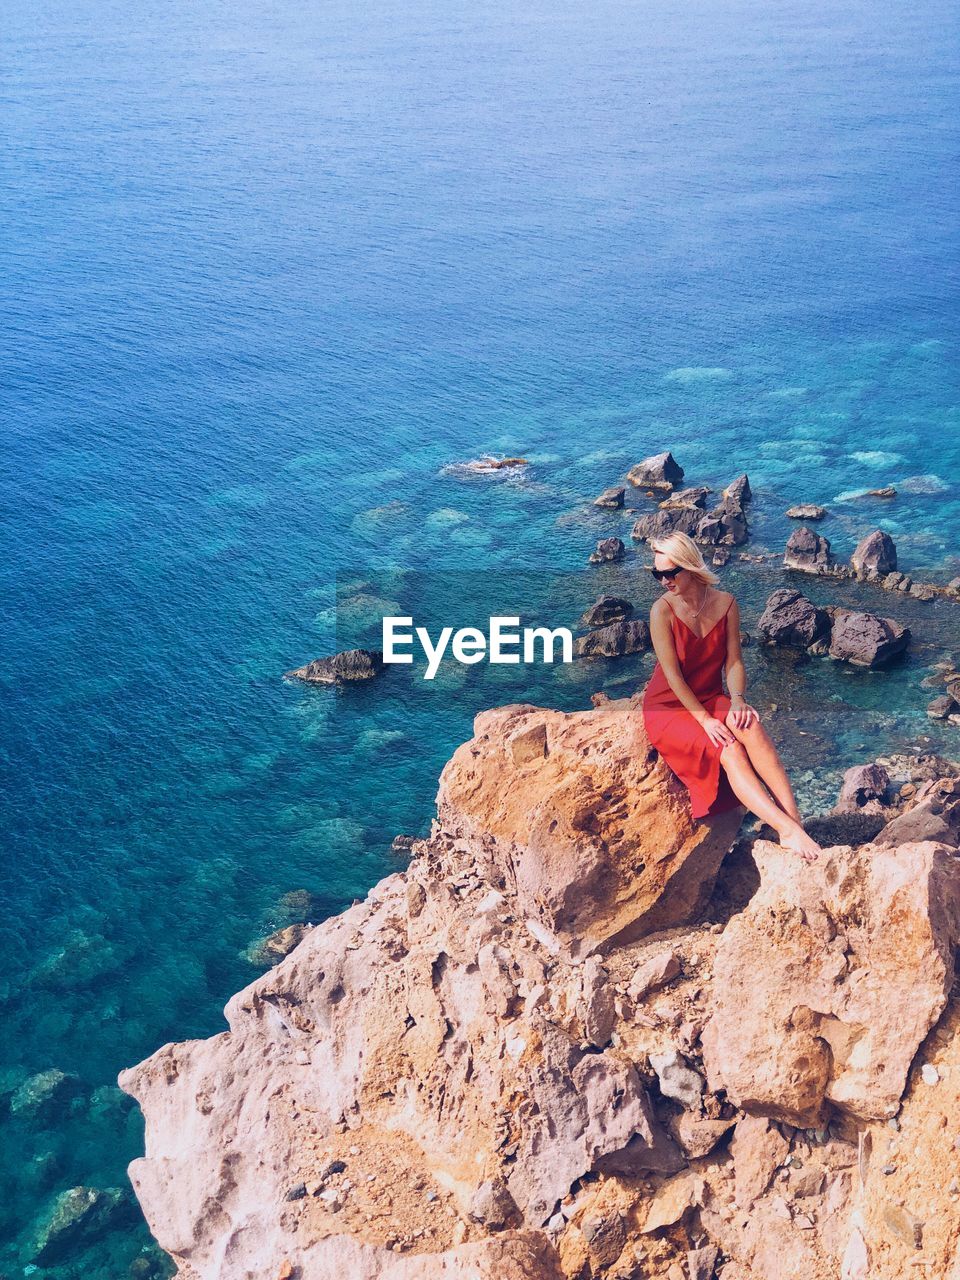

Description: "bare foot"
781 824 822 862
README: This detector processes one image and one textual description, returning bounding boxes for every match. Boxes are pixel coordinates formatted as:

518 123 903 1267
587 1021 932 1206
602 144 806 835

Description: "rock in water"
631 508 702 542
286 648 385 684
573 619 650 658
757 588 831 648
626 451 684 491
784 526 833 573
10 1069 80 1122
579 595 634 628
828 609 910 666
722 473 752 506
851 529 897 577
29 1186 134 1265
836 763 890 813
786 504 826 520
246 923 313 967
701 839 960 1124
659 486 711 511
593 486 625 508
696 506 748 547
588 536 626 564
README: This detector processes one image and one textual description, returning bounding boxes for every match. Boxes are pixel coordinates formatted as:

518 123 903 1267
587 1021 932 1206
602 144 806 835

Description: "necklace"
690 584 709 618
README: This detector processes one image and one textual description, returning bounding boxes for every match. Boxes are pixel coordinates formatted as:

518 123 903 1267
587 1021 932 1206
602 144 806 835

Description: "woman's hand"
727 696 759 729
700 715 736 748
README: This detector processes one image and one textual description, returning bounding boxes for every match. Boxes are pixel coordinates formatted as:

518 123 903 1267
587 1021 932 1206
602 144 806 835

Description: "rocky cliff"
118 694 960 1280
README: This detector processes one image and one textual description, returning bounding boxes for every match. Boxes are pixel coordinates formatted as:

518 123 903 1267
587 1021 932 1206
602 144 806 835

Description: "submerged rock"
29 1185 134 1265
286 648 385 685
626 451 684 491
246 923 314 967
10 1069 81 1123
786 504 826 520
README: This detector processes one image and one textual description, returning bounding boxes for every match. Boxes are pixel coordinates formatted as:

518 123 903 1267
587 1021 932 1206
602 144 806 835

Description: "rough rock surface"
593 487 625 509
757 588 832 649
702 839 960 1124
784 526 833 573
119 700 960 1280
659 487 710 511
285 648 385 684
786 504 827 520
827 608 910 667
836 763 890 814
631 509 702 543
579 596 634 629
588 537 626 565
434 698 742 951
574 620 650 659
626 452 684 491
851 530 897 577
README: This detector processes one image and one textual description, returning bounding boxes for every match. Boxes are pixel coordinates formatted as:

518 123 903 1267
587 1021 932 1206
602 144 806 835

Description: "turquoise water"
2 0 960 1271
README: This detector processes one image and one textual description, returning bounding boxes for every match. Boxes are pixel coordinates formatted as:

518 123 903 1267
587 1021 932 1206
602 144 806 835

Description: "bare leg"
724 714 802 823
719 741 820 860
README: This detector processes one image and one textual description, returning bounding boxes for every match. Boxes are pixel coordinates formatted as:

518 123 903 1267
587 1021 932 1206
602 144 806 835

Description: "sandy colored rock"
702 840 960 1124
435 698 742 953
117 703 960 1280
730 1115 789 1207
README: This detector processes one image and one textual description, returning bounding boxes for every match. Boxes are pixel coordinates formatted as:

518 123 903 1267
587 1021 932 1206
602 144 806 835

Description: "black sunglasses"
649 565 684 581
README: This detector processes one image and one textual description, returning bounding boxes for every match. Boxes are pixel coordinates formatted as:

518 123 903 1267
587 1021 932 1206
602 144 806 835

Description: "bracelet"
729 690 745 698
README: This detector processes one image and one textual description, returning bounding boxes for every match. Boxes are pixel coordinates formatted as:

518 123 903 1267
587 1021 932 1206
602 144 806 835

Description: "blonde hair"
650 531 720 586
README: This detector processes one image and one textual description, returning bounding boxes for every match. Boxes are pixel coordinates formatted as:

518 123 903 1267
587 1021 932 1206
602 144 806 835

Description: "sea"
2 0 959 1272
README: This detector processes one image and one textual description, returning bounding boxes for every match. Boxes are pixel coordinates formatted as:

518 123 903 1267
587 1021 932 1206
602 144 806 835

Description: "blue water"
2 0 959 1271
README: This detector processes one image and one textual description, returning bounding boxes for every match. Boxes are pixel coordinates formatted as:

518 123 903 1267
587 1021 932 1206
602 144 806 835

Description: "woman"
641 531 821 861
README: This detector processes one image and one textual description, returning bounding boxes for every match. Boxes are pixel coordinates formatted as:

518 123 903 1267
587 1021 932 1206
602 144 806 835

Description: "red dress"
642 595 742 820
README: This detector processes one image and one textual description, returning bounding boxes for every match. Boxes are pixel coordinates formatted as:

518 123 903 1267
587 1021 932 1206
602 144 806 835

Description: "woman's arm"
649 604 735 747
724 599 758 728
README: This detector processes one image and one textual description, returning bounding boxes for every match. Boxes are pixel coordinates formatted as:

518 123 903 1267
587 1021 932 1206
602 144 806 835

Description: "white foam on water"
663 366 733 383
899 474 949 494
848 451 904 467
